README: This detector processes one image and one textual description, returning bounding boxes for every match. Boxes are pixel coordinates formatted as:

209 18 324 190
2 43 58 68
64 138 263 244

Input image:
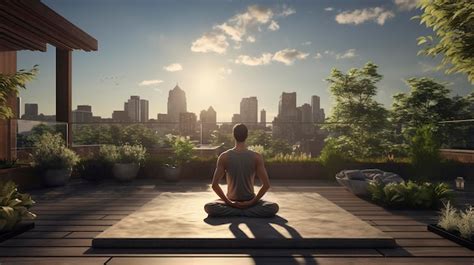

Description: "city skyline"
16 0 473 122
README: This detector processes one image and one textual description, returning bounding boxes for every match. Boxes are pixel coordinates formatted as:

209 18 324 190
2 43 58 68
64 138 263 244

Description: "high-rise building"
299 103 313 135
112 110 129 122
179 112 197 135
260 109 266 125
140 99 149 122
311 95 320 122
240 97 258 125
24 103 38 117
125 96 141 122
200 106 217 143
232 114 241 124
167 84 187 122
72 105 93 123
278 92 297 121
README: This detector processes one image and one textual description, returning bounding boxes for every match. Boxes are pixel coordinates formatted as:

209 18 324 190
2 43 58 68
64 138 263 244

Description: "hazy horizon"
17 0 473 122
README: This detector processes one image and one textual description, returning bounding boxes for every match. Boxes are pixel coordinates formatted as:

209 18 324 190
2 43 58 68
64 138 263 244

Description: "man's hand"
230 199 257 209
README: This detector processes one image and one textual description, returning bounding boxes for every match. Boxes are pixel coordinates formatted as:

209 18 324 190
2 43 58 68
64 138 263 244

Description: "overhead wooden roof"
0 0 97 52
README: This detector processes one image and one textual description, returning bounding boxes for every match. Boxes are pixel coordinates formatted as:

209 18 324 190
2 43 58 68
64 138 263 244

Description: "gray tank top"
225 149 256 201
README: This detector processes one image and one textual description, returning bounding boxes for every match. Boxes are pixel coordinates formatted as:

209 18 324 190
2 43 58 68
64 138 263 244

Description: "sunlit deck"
0 179 472 264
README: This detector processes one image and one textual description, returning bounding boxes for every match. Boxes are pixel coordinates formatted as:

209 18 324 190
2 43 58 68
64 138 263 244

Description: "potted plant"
428 202 474 250
0 180 36 241
31 132 79 187
102 144 146 181
163 134 194 182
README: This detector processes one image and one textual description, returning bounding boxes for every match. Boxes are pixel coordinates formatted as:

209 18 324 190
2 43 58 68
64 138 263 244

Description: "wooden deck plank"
106 257 474 265
0 257 110 265
65 232 101 239
379 247 474 257
32 226 110 232
0 239 92 247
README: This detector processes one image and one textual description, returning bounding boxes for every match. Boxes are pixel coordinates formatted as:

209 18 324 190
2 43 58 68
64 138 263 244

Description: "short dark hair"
233 123 248 142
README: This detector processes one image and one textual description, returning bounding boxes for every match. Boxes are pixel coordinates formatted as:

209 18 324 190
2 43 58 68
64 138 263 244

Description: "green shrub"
0 159 17 169
368 181 452 209
31 132 79 171
165 134 195 167
76 157 111 181
99 144 146 165
266 153 316 163
0 181 36 232
409 125 442 180
437 202 474 240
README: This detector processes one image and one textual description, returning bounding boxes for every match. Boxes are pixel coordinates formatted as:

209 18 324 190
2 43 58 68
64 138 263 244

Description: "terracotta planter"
163 166 181 182
43 168 72 186
112 163 140 181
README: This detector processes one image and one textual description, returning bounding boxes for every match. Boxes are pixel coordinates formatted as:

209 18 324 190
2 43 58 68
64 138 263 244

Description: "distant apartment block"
240 96 258 125
260 109 266 125
140 99 149 122
167 84 187 122
72 105 93 123
179 112 197 135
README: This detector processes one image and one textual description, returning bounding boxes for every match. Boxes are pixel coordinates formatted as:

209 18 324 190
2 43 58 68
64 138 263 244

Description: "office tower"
112 110 130 122
125 96 141 122
72 105 93 123
24 103 38 117
200 106 217 144
179 112 197 135
232 114 241 124
278 92 297 120
240 96 258 125
140 99 149 122
299 103 313 135
260 109 266 125
311 95 320 122
167 84 187 122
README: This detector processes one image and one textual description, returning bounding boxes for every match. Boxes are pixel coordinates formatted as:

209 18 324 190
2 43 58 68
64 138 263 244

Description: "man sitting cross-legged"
204 123 279 218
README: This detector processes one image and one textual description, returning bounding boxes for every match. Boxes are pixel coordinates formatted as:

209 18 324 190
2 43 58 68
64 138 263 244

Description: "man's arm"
210 154 233 205
251 153 271 203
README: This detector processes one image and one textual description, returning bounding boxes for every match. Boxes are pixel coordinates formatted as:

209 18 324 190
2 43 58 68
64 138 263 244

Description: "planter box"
427 224 474 250
0 222 34 243
0 166 41 190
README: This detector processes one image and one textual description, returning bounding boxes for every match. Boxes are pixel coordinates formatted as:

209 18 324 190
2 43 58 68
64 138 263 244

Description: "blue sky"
18 0 473 121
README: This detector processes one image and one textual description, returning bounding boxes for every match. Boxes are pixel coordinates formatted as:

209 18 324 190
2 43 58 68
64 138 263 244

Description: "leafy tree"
416 0 474 83
391 78 471 146
0 66 38 119
247 130 272 149
323 62 391 158
210 130 234 149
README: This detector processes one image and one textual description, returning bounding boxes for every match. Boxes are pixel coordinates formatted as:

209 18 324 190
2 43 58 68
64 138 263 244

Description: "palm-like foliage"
0 181 36 232
368 181 452 209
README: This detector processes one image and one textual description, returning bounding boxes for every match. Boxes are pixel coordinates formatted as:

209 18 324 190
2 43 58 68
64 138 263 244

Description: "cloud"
268 20 280 31
394 0 419 11
324 7 334 12
301 41 312 46
336 49 357 59
246 36 256 43
139 79 163 86
218 67 233 78
314 52 322 59
191 5 295 54
272 48 309 65
191 32 229 54
235 48 308 66
335 7 395 25
235 53 273 66
163 63 183 72
280 6 296 17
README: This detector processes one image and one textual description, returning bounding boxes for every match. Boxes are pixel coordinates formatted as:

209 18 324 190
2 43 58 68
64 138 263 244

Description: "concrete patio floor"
93 191 395 248
0 178 472 265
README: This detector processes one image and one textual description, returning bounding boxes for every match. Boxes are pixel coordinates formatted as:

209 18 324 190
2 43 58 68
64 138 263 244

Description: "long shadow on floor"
204 215 317 265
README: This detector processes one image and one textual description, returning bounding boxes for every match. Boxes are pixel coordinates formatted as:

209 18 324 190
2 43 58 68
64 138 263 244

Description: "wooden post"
0 51 17 160
56 49 72 146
